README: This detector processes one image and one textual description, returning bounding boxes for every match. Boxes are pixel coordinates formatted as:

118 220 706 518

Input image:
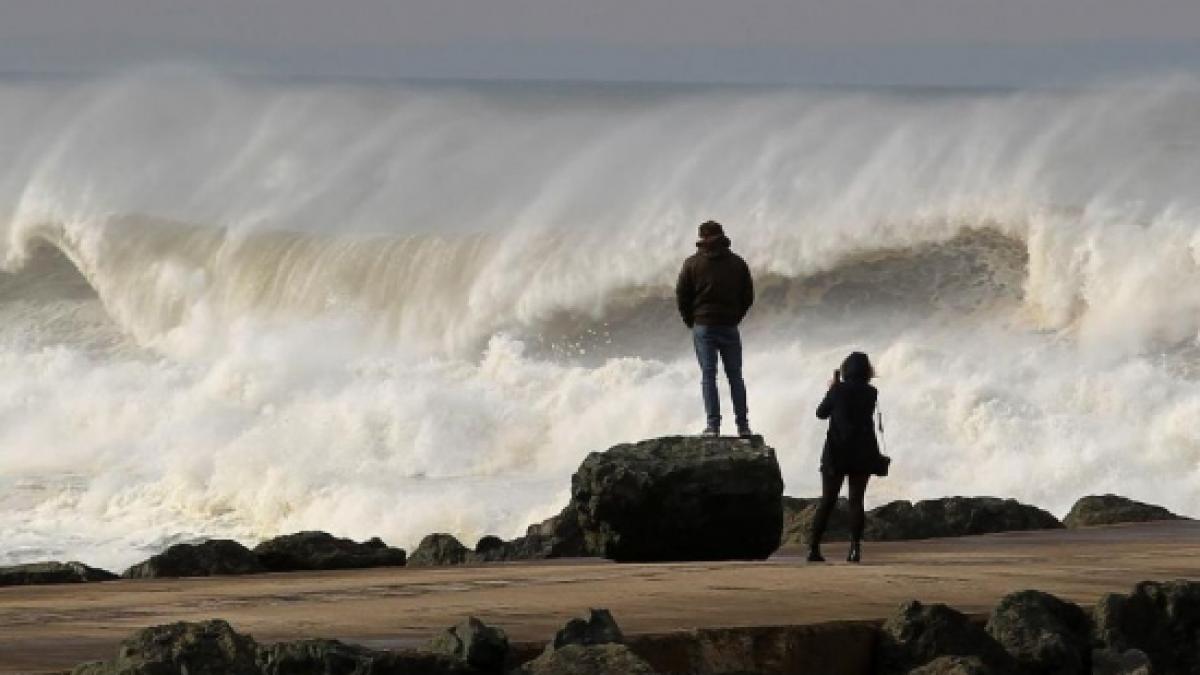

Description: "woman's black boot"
807 544 825 563
847 541 862 563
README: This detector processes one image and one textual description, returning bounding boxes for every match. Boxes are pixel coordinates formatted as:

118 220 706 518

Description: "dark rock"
512 609 652 674
258 638 380 674
877 600 1017 675
513 644 658 675
1091 647 1152 675
1063 494 1186 528
0 561 117 586
474 536 506 558
259 638 473 675
624 622 878 675
908 655 999 675
788 494 1071 545
865 497 1062 541
253 531 407 571
467 532 552 563
1092 579 1200 674
71 619 259 675
122 540 265 579
551 609 625 650
781 496 850 546
429 616 509 673
474 535 547 563
569 435 783 562
985 589 1090 674
408 533 475 566
525 504 592 558
481 505 597 562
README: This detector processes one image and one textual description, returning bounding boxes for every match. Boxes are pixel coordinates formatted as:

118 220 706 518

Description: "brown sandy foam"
0 521 1196 674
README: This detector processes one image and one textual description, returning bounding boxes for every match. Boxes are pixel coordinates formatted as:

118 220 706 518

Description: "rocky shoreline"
1 436 1190 586
58 577 1200 674
4 437 1197 673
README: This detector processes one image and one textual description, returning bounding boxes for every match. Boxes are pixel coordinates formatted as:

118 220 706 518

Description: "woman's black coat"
816 380 881 476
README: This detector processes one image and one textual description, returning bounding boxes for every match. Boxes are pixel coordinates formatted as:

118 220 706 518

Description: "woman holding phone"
808 351 887 563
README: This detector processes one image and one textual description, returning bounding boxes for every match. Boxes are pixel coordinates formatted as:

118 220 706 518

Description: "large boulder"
258 638 473 675
985 590 1091 674
0 561 117 586
252 531 407 571
70 619 259 675
1093 579 1200 674
408 533 475 566
876 600 1017 675
429 616 509 673
865 497 1062 541
569 435 783 562
781 496 850 546
1063 495 1186 528
122 540 265 579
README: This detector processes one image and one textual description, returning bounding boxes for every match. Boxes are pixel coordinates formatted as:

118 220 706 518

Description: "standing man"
676 220 755 438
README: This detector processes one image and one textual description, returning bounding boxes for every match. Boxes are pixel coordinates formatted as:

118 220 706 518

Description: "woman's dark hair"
840 351 875 383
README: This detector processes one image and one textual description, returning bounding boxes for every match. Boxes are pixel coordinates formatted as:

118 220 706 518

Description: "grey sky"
4 0 1200 85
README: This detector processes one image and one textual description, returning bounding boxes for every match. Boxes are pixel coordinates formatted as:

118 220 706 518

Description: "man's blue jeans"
692 324 749 431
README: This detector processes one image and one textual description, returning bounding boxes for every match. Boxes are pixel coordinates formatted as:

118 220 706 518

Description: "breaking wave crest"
10 216 1031 358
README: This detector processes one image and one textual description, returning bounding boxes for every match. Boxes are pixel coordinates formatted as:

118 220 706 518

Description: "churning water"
0 69 1197 569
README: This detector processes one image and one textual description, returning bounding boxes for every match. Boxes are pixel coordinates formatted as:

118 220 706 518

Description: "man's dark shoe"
700 427 720 438
807 545 825 563
737 425 754 438
847 541 862 563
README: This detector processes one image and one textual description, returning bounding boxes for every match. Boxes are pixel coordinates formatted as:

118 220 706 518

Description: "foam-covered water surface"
0 70 1197 569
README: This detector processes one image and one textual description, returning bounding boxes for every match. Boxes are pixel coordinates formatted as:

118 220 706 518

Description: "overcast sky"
4 0 1200 86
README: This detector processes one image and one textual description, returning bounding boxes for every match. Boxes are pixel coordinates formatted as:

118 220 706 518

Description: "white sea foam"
0 69 1197 569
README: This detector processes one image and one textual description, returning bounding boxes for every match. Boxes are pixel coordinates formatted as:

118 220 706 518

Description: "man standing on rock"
676 220 755 438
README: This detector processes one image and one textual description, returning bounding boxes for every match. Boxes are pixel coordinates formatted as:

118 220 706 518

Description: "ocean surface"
0 69 1197 570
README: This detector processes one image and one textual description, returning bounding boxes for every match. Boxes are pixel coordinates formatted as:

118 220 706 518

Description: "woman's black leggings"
809 472 871 545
